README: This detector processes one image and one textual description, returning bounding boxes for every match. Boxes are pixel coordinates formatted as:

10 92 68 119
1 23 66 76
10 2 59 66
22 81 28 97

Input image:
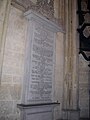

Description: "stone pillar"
54 0 59 19
54 0 65 27
62 0 80 120
0 0 11 81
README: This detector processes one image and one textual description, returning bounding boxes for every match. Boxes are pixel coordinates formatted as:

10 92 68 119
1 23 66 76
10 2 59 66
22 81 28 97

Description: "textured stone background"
0 1 64 120
0 0 89 120
0 2 27 119
79 54 89 118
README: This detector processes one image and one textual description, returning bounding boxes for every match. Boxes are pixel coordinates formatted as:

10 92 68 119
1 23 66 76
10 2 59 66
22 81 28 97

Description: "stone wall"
1 0 86 120
0 0 11 81
0 4 27 119
0 1 65 120
79 54 90 118
54 32 64 119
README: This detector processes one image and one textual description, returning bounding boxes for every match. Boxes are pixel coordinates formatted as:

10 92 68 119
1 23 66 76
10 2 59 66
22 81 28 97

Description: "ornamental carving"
12 0 62 28
25 0 55 24
77 0 90 51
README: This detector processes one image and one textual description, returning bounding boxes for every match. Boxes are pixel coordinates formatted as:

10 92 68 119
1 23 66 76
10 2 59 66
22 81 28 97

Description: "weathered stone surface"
0 101 13 116
22 10 60 104
0 0 7 78
5 114 20 120
1 0 89 120
10 84 21 100
1 5 27 80
1 74 12 83
54 32 64 119
0 4 27 120
13 101 20 114
0 21 3 41
0 85 11 100
80 109 89 118
13 75 22 83
79 55 89 118
2 66 23 75
0 0 7 22
0 116 5 120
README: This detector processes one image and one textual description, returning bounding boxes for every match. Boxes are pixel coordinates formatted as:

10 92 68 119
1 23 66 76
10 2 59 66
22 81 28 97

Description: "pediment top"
24 10 65 33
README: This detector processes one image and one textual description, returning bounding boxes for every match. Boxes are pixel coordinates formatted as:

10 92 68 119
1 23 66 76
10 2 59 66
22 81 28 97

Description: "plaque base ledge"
17 102 60 108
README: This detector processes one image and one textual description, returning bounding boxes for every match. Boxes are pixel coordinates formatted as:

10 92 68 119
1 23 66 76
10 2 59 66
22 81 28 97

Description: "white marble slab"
22 10 62 104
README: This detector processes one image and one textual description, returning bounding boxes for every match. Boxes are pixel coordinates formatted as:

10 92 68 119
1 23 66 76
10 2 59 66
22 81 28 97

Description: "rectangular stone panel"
23 21 55 104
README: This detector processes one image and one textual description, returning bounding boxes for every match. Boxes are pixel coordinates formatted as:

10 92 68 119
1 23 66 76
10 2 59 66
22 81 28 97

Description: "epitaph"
22 10 62 104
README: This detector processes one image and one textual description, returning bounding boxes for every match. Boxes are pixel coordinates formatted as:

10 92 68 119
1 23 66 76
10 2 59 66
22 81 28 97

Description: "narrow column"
62 0 80 119
0 0 11 81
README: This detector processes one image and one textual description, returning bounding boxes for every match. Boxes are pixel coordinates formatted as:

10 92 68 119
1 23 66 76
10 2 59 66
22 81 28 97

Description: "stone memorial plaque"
18 10 62 120
27 22 55 103
22 10 61 104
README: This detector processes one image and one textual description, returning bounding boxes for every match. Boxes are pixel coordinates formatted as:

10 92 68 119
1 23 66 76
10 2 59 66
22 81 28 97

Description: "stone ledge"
80 118 90 120
17 102 60 108
17 102 60 120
